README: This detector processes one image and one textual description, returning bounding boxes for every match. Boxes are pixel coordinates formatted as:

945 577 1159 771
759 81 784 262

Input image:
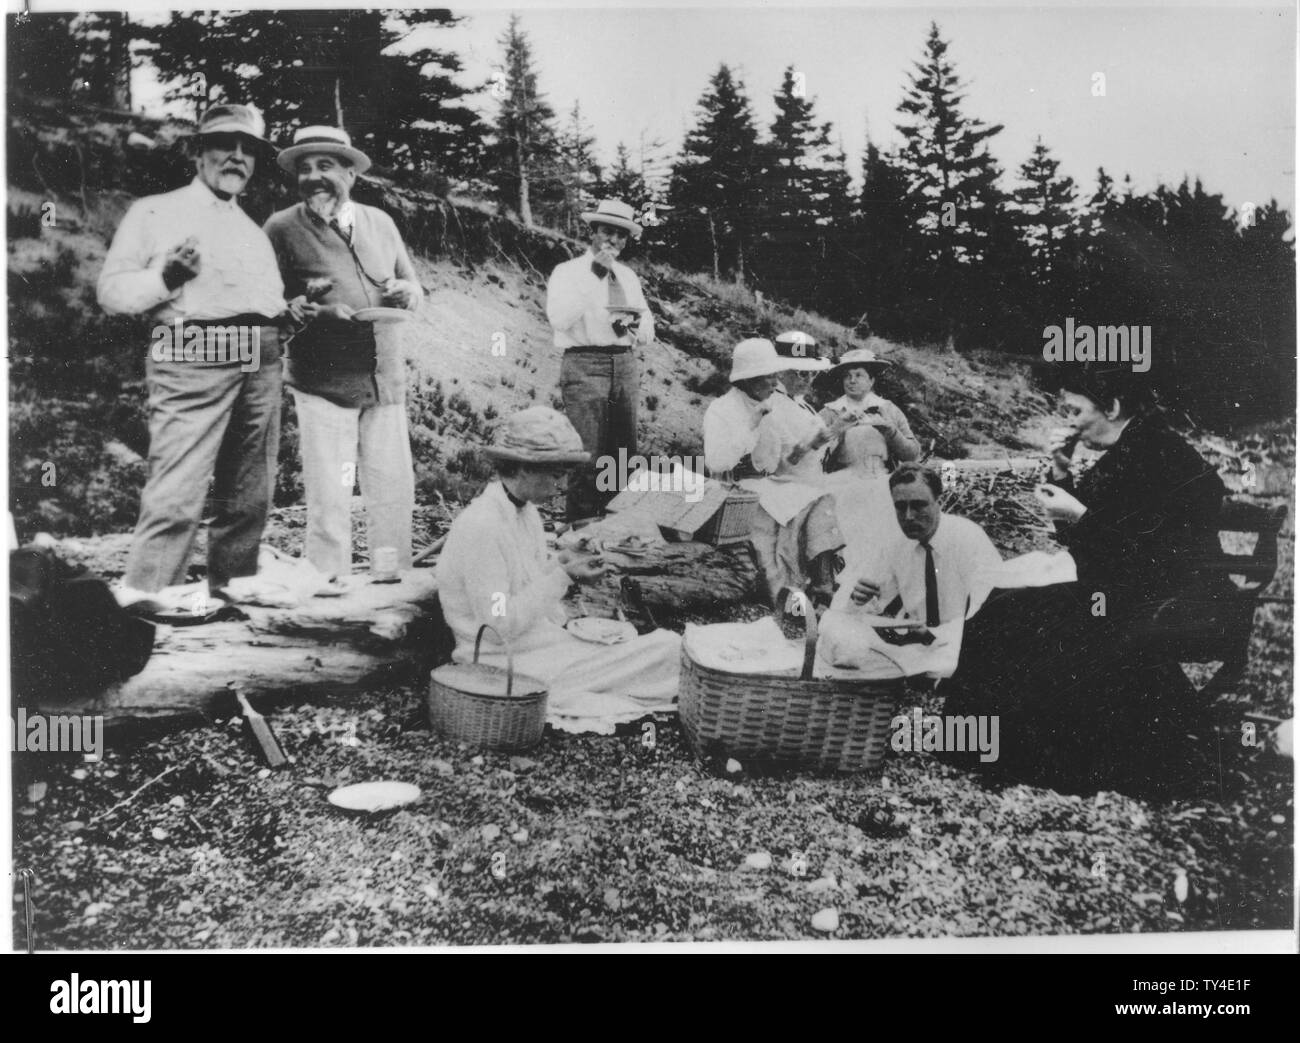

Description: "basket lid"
431 662 548 699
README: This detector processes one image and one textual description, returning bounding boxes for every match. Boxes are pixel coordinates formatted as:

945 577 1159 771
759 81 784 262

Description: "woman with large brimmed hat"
702 339 855 609
436 408 680 734
818 341 922 572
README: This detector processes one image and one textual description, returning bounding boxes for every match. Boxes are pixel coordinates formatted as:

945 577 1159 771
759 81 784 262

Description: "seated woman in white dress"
702 338 853 610
436 407 680 734
818 346 922 572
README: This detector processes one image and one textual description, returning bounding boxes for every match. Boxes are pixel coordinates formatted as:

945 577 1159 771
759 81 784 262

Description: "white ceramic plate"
327 781 421 813
353 307 412 324
565 617 637 645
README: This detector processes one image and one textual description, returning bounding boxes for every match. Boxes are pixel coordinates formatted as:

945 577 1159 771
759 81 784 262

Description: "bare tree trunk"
707 211 719 281
334 77 344 129
107 12 132 111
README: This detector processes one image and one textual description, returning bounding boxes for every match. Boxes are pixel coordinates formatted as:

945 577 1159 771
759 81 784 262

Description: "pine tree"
556 101 601 237
895 22 1006 268
6 13 85 104
666 64 766 282
490 14 560 226
138 10 484 177
1011 137 1080 279
597 142 653 214
850 136 919 335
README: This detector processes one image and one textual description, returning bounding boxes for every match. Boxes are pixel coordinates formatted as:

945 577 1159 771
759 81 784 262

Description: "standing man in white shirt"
98 104 287 607
545 199 654 522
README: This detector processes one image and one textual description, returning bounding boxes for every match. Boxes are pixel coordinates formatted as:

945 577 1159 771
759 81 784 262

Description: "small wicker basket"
679 604 901 772
427 624 548 752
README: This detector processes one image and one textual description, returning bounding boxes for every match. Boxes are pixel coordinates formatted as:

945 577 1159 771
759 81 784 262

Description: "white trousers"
291 389 414 577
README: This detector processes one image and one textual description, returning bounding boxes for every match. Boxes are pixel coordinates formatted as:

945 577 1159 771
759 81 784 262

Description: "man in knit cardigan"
264 126 424 591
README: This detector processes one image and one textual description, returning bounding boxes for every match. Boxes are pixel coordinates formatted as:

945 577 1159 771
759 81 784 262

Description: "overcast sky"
87 1 1298 218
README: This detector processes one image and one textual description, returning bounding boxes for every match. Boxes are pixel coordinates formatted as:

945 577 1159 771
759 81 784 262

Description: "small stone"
724 758 742 774
151 827 169 841
811 908 839 933
71 769 88 781
257 768 271 780
481 824 501 842
176 900 195 916
1011 866 1025 880
807 876 838 893
169 796 186 808
422 883 440 900
430 759 454 776
511 829 529 843
743 851 773 871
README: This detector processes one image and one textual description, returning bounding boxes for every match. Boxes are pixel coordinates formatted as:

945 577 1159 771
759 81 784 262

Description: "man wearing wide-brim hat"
545 199 656 523
98 103 289 614
263 125 424 593
436 408 680 733
702 339 854 609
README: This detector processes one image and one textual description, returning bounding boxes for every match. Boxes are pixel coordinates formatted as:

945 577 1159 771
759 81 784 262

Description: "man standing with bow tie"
263 125 423 591
545 199 655 522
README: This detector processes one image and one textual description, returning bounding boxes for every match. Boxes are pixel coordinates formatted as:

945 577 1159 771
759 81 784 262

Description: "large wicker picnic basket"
678 606 901 772
427 625 548 752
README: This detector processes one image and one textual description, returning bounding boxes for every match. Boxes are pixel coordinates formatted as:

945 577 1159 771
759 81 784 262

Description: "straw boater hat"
188 104 276 156
277 125 373 175
729 338 800 382
831 347 892 373
484 408 591 466
580 199 642 240
774 330 830 372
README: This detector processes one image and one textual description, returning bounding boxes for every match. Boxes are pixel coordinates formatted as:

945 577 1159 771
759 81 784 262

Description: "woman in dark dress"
941 366 1230 798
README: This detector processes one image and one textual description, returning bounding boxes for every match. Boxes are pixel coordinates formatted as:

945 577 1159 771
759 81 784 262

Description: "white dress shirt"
98 178 286 321
545 248 655 348
831 512 1002 624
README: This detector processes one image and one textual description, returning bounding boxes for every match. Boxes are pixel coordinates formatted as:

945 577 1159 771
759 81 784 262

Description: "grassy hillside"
9 92 1055 538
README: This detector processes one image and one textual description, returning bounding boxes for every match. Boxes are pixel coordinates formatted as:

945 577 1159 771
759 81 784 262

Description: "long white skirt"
461 623 681 735
822 468 896 579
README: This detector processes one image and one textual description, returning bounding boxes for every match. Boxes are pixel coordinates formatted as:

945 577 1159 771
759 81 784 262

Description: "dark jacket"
1050 409 1226 609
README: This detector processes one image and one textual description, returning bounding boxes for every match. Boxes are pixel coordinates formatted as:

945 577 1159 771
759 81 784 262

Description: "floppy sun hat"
277 125 373 175
729 338 797 382
580 199 642 239
484 408 591 465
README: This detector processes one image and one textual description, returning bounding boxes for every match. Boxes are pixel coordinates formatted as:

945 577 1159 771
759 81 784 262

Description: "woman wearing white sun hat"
702 338 854 609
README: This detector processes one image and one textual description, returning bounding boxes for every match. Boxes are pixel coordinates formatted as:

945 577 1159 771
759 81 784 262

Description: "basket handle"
786 589 819 681
473 623 515 697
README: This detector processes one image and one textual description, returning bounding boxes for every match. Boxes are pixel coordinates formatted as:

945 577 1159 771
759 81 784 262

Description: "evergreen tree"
895 22 1006 268
138 10 484 177
849 136 922 336
597 142 653 214
666 64 766 282
489 14 560 226
556 101 601 237
1011 137 1079 279
6 13 84 104
757 66 856 310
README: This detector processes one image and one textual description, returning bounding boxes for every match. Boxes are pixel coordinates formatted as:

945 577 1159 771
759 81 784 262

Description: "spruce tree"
490 14 560 226
1011 137 1079 279
556 101 601 237
666 64 765 282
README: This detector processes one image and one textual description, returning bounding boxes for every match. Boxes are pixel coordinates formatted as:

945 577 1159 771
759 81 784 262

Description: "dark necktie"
920 541 939 627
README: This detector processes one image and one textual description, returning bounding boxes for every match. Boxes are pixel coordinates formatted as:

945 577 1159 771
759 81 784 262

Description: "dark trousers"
560 348 638 522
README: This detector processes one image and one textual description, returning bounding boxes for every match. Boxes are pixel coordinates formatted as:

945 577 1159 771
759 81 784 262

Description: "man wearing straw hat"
436 407 680 734
264 125 424 592
545 199 655 523
702 338 854 610
98 103 287 614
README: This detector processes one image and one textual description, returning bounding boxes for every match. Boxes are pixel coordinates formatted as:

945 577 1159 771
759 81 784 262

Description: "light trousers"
291 389 414 577
125 330 282 592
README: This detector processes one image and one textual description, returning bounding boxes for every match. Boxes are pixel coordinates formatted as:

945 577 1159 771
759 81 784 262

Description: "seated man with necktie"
819 464 1001 663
